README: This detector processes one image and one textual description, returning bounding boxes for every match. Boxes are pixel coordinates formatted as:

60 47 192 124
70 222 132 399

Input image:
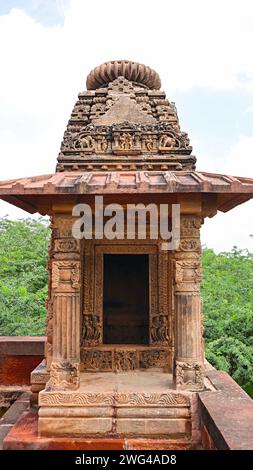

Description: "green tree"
0 217 49 335
202 247 253 397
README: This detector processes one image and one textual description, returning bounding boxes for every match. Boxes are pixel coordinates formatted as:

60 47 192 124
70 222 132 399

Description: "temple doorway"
103 254 149 345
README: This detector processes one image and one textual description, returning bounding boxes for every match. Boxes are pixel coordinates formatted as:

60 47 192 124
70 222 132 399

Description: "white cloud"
200 135 253 252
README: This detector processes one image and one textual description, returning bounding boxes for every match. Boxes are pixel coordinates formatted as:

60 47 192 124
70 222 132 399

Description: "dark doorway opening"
103 254 149 344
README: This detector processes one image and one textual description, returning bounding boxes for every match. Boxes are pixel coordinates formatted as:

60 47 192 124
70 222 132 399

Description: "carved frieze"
111 123 142 155
115 351 138 371
40 392 114 406
80 350 112 371
39 390 189 407
117 392 189 407
80 347 171 372
139 349 169 369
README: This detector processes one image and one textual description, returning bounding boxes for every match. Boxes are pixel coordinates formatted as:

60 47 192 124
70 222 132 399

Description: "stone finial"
86 60 161 90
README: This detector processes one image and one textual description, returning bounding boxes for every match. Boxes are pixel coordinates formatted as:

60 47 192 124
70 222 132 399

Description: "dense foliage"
0 218 49 336
202 247 253 397
0 218 252 396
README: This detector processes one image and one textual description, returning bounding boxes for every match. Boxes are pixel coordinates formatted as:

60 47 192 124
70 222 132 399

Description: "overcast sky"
0 0 252 252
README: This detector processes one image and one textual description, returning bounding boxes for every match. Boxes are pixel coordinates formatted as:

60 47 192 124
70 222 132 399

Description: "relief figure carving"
82 314 101 345
151 315 169 343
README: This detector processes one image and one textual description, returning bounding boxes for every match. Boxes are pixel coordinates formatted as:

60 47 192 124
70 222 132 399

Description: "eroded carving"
82 314 102 345
57 61 195 172
179 239 201 252
39 390 189 407
40 392 114 406
151 315 169 344
47 361 80 390
181 216 202 238
115 351 138 371
52 261 80 292
117 392 189 407
119 132 133 150
53 217 77 238
175 260 201 291
80 350 112 371
176 361 204 391
54 239 79 253
139 349 169 369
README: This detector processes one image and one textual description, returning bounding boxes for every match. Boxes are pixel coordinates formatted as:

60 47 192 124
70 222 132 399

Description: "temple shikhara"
1 60 253 449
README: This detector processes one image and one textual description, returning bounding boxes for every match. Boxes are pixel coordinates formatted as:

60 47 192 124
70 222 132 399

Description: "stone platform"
38 372 192 438
3 410 193 450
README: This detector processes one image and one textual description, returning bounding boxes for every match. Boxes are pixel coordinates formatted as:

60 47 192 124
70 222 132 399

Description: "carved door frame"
81 240 173 372
94 244 158 345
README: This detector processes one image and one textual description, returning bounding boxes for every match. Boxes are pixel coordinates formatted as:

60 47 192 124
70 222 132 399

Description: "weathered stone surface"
1 60 252 447
86 61 161 90
0 424 13 450
116 418 191 437
0 337 44 387
0 336 45 356
0 356 43 386
56 60 194 172
199 370 253 450
39 417 113 436
4 410 193 450
0 392 31 449
127 438 192 450
38 372 192 437
1 399 29 425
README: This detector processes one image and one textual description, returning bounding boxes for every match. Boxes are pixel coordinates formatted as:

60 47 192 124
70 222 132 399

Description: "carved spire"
57 60 196 172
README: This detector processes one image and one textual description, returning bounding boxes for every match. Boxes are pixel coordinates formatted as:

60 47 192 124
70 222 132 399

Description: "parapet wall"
0 336 45 386
199 368 253 450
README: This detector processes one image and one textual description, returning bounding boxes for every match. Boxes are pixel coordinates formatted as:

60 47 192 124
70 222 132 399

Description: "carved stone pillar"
173 215 204 391
45 217 54 369
47 215 81 391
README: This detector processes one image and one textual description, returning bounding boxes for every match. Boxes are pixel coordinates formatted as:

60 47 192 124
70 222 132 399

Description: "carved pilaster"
45 217 54 369
173 215 204 391
47 215 81 391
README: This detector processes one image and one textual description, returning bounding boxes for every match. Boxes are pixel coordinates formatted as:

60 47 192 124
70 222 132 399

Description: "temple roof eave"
0 171 252 216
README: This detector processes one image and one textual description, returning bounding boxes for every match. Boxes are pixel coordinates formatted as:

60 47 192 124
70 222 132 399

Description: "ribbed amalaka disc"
86 60 161 90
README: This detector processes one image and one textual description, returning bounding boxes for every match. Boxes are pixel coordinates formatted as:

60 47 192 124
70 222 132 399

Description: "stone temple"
0 60 253 449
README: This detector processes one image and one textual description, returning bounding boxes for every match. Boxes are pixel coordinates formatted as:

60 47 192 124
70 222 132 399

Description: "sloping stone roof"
0 171 252 214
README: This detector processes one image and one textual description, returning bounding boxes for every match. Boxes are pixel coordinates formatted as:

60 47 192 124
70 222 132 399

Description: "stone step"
4 410 194 450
